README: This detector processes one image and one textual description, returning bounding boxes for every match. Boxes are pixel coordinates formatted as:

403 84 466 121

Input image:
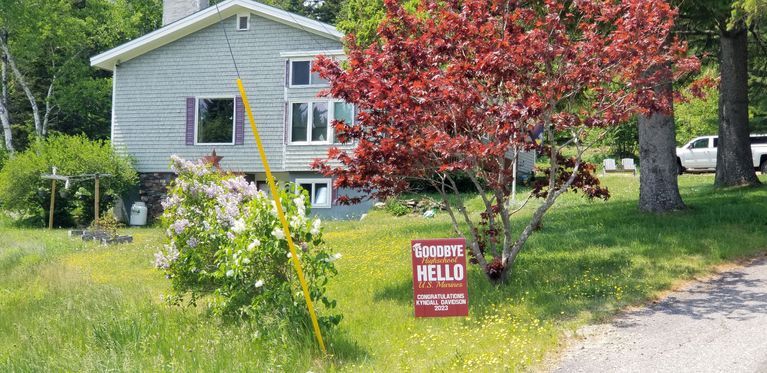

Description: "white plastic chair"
621 158 637 176
603 158 617 175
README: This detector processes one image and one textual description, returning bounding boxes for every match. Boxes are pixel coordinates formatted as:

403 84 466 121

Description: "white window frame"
288 100 331 145
288 59 329 88
295 178 332 209
236 13 250 31
195 96 236 146
288 100 355 145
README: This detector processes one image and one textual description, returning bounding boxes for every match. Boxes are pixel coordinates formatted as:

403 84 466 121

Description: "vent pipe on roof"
163 0 210 26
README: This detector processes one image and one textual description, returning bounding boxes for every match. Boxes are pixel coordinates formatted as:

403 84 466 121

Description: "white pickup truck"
676 135 767 174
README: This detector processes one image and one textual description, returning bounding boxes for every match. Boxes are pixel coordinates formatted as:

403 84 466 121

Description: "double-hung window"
289 59 328 87
196 98 235 145
290 101 354 144
296 178 332 208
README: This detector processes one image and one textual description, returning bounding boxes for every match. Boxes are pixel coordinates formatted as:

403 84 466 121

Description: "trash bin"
129 202 148 226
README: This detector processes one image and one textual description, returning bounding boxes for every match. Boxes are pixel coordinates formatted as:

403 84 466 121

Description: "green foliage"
675 70 720 145
0 146 7 170
0 134 137 227
157 156 341 335
0 0 162 147
383 197 410 216
89 213 123 237
337 0 420 47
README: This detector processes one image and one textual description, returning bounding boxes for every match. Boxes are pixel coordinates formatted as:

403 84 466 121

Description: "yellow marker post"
236 79 327 354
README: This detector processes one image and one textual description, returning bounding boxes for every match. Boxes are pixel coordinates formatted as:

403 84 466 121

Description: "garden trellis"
41 167 112 229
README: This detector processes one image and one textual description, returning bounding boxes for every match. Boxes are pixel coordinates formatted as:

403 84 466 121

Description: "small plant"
156 156 341 336
384 198 411 216
89 213 123 237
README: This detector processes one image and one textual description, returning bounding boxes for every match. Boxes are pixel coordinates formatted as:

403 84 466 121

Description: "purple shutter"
185 97 196 145
235 97 245 145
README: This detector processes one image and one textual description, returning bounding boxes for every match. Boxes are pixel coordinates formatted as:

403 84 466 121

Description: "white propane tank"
129 202 148 226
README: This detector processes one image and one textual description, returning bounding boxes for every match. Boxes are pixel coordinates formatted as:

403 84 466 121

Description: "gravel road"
552 256 767 373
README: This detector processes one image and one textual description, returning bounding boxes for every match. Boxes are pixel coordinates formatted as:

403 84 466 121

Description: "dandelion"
255 279 264 288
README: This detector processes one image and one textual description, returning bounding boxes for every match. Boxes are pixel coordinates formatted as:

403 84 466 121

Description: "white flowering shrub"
156 156 341 332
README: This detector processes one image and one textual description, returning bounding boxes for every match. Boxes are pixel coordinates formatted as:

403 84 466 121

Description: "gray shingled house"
91 0 372 220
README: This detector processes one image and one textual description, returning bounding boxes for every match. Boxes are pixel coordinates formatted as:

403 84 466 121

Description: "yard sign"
411 238 469 317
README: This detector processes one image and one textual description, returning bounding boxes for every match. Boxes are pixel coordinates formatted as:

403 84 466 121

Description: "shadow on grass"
372 182 767 324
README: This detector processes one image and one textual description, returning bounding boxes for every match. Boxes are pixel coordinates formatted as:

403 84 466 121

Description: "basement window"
295 178 332 208
237 14 250 31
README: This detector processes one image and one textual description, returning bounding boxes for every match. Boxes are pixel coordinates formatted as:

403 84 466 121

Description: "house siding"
112 14 341 173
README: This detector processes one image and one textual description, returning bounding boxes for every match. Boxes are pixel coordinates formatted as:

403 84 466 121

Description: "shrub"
156 156 341 335
384 198 411 216
0 135 137 227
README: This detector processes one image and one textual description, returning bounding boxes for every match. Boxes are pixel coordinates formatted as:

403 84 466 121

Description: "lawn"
1 174 766 371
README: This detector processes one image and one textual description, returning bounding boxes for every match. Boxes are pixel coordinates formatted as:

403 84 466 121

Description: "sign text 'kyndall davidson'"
411 238 469 317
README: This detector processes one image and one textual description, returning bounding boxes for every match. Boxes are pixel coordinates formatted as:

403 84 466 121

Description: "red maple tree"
313 0 700 282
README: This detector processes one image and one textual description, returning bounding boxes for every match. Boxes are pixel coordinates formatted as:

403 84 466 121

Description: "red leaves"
311 0 696 202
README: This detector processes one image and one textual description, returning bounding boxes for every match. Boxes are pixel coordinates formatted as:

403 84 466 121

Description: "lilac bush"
156 155 341 331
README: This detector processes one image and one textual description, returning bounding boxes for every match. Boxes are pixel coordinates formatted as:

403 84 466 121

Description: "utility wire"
215 2 241 79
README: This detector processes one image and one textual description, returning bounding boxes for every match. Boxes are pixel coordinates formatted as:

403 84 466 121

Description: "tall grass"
1 174 765 371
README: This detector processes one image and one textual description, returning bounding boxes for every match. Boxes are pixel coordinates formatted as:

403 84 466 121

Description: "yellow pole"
236 79 327 354
48 179 56 230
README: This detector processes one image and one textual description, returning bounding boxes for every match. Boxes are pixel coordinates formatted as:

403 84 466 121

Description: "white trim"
110 64 117 142
194 96 237 146
236 13 250 31
279 50 345 58
90 0 343 71
288 59 329 88
295 178 332 209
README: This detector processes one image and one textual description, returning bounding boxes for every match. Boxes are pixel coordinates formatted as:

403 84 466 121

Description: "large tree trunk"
638 66 686 213
715 22 760 187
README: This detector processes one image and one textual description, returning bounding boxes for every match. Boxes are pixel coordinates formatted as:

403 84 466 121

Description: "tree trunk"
715 22 760 187
638 66 686 213
0 34 42 137
0 29 12 153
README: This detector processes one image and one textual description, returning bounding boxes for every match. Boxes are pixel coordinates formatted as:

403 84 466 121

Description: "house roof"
90 0 343 71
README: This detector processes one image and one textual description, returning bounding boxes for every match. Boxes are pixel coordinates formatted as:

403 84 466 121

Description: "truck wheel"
761 160 767 175
677 159 685 175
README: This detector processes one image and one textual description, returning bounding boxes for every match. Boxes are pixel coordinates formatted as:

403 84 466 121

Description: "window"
750 136 767 145
332 102 354 143
295 179 332 208
290 101 354 144
290 60 328 86
713 138 718 148
290 102 328 143
689 138 709 149
197 98 235 145
237 14 250 31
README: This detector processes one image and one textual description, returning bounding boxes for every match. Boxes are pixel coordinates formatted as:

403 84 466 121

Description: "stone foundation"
138 172 175 220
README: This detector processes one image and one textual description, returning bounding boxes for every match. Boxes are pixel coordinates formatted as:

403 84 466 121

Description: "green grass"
1 174 766 371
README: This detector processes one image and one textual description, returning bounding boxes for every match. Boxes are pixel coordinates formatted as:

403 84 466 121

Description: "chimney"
163 0 210 26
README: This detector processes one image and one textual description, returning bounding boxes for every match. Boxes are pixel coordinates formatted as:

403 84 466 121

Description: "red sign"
411 238 469 317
